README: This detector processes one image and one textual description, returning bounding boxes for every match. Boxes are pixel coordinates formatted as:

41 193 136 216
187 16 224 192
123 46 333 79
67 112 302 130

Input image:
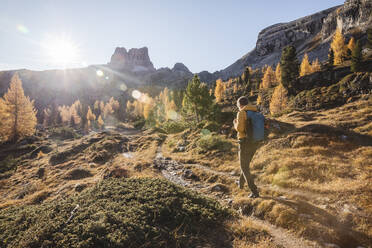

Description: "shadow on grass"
296 123 372 147
261 195 370 248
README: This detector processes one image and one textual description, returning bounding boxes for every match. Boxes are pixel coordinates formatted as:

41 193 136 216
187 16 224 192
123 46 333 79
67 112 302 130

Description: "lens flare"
96 70 104 77
132 90 141 99
119 83 127 92
16 25 29 34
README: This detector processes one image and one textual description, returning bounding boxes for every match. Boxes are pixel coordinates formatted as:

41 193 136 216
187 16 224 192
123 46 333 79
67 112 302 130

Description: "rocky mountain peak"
172 63 191 73
109 46 155 72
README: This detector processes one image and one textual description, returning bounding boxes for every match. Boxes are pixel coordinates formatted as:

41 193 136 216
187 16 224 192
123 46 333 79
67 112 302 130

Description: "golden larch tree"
0 73 37 141
108 97 120 111
300 53 312 76
58 105 71 124
269 84 288 116
103 103 114 119
275 64 281 84
143 95 154 120
311 58 321 73
86 106 96 130
97 115 104 130
256 94 262 106
347 37 356 53
331 29 346 65
69 102 81 127
214 79 225 102
166 100 178 120
261 66 276 89
233 83 238 94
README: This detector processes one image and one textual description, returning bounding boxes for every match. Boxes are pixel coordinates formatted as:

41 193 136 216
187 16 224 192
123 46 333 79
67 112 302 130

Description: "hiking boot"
235 180 244 189
248 192 259 198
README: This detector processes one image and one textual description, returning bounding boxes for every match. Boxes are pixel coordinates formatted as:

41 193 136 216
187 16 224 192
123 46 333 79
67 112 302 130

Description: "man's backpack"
246 111 265 142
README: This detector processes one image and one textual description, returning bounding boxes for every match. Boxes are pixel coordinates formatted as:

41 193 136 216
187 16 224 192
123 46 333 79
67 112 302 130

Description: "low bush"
197 134 233 152
133 118 146 129
49 127 80 140
0 155 18 178
162 121 188 134
0 178 230 248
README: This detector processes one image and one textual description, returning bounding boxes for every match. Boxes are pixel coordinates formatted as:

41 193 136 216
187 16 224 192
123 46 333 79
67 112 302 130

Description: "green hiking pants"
238 138 259 194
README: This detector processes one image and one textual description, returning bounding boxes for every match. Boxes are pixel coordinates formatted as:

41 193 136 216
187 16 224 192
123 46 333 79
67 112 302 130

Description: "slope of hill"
202 0 372 81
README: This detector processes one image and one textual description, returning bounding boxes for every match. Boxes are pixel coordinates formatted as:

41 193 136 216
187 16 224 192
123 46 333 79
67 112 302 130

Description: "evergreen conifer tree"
182 75 213 122
327 49 335 69
280 46 299 95
351 40 363 72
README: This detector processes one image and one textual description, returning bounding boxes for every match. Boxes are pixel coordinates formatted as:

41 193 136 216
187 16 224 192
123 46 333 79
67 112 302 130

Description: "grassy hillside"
0 178 231 248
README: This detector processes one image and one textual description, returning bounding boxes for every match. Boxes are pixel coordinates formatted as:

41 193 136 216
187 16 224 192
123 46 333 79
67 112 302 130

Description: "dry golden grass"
228 216 279 248
0 131 164 209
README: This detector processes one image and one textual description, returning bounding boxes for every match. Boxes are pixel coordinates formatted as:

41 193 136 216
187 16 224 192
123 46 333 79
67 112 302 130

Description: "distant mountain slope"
0 0 370 112
202 0 372 82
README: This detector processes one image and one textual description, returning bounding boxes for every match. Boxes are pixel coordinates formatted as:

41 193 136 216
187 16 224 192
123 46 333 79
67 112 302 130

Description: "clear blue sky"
0 0 343 73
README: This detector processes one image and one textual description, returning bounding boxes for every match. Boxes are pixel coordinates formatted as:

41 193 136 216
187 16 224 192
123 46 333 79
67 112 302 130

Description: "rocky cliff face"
205 0 372 82
109 47 155 72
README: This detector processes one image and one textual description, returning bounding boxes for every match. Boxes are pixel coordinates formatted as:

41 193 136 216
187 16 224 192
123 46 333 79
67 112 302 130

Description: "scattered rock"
74 183 87 192
182 169 200 181
209 183 229 193
36 167 45 179
207 175 218 183
230 170 240 176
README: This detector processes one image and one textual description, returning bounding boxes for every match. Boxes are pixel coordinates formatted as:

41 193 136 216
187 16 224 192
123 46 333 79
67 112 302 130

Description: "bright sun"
42 34 80 68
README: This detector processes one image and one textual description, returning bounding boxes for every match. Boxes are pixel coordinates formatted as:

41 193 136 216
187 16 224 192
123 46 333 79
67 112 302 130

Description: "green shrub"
49 127 80 140
202 121 220 132
0 155 18 178
197 134 233 152
162 121 188 134
0 178 230 248
133 118 146 129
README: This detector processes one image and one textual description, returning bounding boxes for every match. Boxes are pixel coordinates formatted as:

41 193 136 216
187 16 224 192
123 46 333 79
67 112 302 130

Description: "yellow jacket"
234 104 257 139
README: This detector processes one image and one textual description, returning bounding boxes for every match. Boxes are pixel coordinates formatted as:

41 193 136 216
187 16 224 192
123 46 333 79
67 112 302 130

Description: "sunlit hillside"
0 0 372 247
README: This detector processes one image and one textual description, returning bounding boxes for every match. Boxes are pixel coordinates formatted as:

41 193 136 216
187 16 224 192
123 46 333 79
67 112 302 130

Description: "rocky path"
153 145 318 248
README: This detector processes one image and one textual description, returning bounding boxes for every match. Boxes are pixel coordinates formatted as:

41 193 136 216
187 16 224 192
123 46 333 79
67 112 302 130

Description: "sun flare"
42 34 80 68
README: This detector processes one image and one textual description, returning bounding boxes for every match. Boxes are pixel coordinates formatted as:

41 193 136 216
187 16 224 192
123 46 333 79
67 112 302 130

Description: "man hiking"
234 96 263 198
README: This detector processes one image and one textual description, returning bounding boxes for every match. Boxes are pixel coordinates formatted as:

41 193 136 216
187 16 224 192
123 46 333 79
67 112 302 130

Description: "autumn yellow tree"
269 84 288 116
233 83 238 94
86 106 96 130
108 97 120 111
97 115 104 129
0 73 37 142
256 94 262 106
300 53 312 76
275 64 281 84
214 79 225 102
58 105 71 125
143 95 154 120
166 100 178 120
261 66 276 88
311 58 321 73
331 29 346 65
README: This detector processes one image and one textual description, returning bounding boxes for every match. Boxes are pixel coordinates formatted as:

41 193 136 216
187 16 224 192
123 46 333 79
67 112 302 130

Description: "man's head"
237 96 249 110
